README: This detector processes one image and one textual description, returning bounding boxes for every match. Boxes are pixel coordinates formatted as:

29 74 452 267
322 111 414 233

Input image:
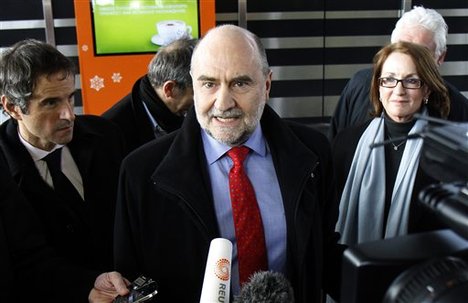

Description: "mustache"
209 108 243 119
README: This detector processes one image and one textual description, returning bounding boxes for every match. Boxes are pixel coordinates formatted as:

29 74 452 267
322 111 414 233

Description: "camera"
340 121 468 303
113 275 158 303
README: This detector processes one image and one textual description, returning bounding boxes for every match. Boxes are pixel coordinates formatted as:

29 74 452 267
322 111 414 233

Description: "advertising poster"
92 0 199 55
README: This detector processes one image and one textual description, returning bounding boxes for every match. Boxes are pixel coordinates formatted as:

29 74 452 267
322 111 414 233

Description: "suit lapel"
261 106 319 273
0 121 33 178
151 106 320 266
67 117 102 198
131 77 156 144
151 110 219 241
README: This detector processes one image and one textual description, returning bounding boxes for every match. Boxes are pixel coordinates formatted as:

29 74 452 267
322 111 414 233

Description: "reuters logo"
214 258 230 281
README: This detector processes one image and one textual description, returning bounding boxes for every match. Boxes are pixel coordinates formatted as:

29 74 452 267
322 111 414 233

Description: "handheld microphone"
199 238 233 303
233 271 294 303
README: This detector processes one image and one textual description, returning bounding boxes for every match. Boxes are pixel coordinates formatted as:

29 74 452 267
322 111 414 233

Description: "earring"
424 97 429 105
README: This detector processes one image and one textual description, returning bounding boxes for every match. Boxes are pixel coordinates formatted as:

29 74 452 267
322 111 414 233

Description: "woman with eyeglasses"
331 41 450 247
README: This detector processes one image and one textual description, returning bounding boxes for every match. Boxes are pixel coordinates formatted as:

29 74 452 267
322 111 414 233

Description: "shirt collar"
202 124 267 165
17 130 64 162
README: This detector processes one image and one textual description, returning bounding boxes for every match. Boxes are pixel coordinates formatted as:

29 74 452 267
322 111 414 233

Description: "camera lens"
383 256 468 303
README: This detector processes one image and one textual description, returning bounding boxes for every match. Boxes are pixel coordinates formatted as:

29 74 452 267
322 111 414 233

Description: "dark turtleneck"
139 76 184 133
382 113 416 232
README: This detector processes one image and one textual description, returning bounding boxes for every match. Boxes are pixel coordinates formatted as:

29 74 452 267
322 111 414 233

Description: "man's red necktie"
227 146 268 285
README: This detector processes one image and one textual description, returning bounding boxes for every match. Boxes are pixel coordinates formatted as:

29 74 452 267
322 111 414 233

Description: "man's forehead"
398 28 436 51
31 73 75 97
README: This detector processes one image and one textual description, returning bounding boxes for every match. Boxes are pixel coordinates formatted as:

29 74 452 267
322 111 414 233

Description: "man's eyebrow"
196 75 254 83
37 90 77 104
37 96 60 107
232 75 253 83
197 75 217 82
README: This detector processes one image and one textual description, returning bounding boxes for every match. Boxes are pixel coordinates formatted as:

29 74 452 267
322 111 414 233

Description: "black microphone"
233 271 294 303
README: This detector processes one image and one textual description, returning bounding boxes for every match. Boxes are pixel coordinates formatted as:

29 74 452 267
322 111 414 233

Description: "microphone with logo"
200 238 233 303
233 271 295 303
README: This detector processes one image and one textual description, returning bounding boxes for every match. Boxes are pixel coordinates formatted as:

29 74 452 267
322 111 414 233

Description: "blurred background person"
332 41 450 247
102 38 196 154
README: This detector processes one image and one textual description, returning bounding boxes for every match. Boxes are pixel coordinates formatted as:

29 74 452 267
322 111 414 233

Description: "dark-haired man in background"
102 38 196 154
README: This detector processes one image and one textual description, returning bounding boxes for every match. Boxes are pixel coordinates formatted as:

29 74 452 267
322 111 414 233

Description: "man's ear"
436 50 446 67
265 70 272 100
162 80 177 99
1 95 22 120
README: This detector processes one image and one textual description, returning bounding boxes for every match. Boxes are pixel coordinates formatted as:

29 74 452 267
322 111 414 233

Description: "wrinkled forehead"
191 28 260 73
396 26 437 55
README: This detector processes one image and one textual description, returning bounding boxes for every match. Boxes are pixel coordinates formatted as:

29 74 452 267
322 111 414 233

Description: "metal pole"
400 0 412 17
238 0 247 29
42 0 56 45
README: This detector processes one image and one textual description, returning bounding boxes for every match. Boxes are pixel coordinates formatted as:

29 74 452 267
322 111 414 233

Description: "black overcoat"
114 105 342 302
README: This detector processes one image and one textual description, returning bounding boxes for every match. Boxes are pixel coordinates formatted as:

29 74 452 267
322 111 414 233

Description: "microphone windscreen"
200 238 233 303
234 271 294 303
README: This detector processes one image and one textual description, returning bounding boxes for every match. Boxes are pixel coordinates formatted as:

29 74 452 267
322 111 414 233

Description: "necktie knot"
227 146 250 167
42 147 84 203
43 148 63 171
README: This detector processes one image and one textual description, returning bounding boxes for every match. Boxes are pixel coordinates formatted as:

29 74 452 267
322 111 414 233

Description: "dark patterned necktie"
227 146 268 285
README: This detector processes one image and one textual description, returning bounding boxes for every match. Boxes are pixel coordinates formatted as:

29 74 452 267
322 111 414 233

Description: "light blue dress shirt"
201 124 287 295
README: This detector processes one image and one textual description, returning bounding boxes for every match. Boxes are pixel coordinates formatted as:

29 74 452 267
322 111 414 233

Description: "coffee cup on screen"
156 20 192 45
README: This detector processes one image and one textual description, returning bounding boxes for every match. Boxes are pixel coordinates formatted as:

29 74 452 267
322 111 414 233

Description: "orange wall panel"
74 0 215 115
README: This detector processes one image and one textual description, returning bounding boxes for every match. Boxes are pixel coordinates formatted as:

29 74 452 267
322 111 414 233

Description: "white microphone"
200 238 233 303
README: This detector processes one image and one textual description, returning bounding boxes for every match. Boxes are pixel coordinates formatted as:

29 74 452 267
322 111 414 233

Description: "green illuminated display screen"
91 0 199 55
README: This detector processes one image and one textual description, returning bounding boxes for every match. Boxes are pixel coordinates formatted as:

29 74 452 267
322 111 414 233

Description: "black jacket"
0 150 98 303
0 115 125 272
102 75 184 155
114 105 343 302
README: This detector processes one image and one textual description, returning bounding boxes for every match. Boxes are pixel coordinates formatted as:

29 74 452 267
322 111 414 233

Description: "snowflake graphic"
90 75 104 91
112 73 123 83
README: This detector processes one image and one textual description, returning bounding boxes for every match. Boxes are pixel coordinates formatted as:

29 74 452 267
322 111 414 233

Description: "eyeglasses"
378 77 424 89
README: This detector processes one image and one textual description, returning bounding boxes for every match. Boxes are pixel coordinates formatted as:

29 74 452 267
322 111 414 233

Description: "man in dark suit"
329 6 468 139
102 38 196 154
114 25 342 302
0 150 129 303
0 39 125 274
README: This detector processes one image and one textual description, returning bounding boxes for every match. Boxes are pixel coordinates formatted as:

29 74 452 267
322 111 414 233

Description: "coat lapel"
260 106 319 271
151 110 219 240
0 121 33 178
67 118 104 198
151 105 320 266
